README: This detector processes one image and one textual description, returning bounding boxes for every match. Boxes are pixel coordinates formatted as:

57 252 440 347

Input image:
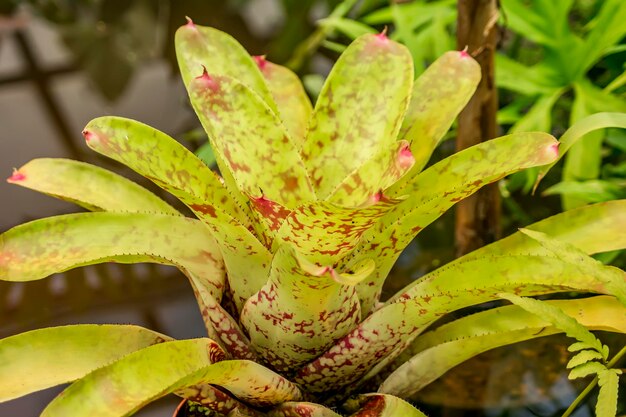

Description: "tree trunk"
455 0 500 257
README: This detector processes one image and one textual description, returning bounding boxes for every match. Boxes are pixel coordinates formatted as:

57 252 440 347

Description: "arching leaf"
0 325 170 402
7 158 179 215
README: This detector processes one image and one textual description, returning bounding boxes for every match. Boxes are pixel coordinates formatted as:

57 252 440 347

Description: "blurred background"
0 0 624 416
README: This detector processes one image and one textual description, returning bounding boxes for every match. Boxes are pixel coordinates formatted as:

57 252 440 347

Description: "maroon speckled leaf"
300 33 413 199
272 198 402 265
240 245 373 372
268 402 342 417
188 72 316 209
328 140 415 207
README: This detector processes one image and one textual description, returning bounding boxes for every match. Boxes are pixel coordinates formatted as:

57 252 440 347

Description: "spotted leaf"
255 56 313 147
295 253 624 392
351 132 559 315
188 73 315 209
41 339 302 416
7 158 179 215
0 325 171 402
273 198 401 265
240 245 373 371
175 21 275 110
345 394 427 417
300 33 413 199
378 296 626 398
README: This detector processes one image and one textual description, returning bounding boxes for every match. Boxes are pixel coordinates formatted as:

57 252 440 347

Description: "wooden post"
455 0 501 257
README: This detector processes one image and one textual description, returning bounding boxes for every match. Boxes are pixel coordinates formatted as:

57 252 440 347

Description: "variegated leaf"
392 50 481 184
254 56 312 147
240 245 372 371
378 296 626 398
7 158 179 215
0 213 224 300
83 117 271 310
0 325 170 402
295 254 624 392
83 116 248 226
345 394 427 417
175 385 259 416
273 199 401 265
41 339 302 416
188 72 316 209
301 33 413 199
175 21 275 110
328 140 415 207
351 132 559 315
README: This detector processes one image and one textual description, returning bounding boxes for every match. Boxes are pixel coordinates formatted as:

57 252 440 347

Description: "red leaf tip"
185 16 195 28
82 129 94 142
459 46 470 59
253 55 268 71
195 66 219 91
397 144 415 169
7 168 25 183
548 143 559 158
375 26 389 43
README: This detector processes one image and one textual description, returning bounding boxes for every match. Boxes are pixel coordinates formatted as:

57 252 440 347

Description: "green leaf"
7 158 179 215
0 325 170 402
255 57 313 147
240 245 372 371
377 296 625 398
41 339 302 416
319 17 377 39
0 213 223 299
499 0 563 47
463 200 626 260
535 113 626 191
509 89 564 133
353 132 559 315
568 361 607 380
500 293 608 360
188 73 315 209
296 252 621 393
174 22 275 110
393 51 480 177
194 142 216 167
597 369 621 417
345 394 428 417
567 350 605 369
300 33 413 199
543 180 625 204
495 55 560 95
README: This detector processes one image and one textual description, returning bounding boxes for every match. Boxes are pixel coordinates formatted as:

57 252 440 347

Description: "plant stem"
561 344 626 417
286 0 360 71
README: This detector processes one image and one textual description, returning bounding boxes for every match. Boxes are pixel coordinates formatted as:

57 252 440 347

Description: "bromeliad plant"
1 20 625 417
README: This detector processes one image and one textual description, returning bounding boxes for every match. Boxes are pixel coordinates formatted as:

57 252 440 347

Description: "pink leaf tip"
82 129 94 142
185 16 195 28
253 55 268 71
375 26 389 43
7 168 25 183
459 46 470 59
397 144 415 169
549 143 559 157
195 66 219 91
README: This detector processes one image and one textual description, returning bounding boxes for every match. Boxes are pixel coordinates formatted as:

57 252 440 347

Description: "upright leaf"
392 50 481 181
188 72 315 208
254 56 313 147
300 33 413 199
175 21 275 110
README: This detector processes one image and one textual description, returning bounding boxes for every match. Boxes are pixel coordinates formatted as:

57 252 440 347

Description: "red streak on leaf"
351 396 386 417
190 203 218 218
397 144 415 169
